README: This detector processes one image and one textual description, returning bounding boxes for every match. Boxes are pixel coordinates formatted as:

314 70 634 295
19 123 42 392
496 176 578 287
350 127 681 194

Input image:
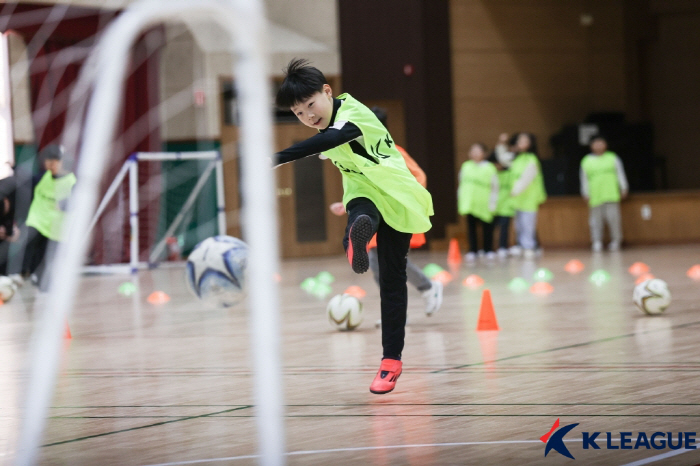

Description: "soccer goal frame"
16 1 285 465
85 150 227 274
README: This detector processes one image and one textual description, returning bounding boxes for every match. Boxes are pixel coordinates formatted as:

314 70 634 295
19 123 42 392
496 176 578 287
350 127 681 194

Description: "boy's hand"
329 202 346 216
621 190 628 200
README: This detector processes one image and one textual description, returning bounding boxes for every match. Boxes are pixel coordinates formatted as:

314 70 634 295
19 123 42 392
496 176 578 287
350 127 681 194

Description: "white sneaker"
592 241 603 252
477 250 485 258
8 274 24 287
464 252 477 263
523 249 536 260
422 280 443 316
509 245 523 257
608 241 620 252
497 248 509 259
485 251 497 261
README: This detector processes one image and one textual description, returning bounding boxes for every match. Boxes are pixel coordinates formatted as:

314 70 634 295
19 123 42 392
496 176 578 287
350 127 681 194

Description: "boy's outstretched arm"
274 122 362 166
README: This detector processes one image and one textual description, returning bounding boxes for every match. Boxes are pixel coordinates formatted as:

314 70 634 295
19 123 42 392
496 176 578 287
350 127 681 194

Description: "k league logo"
540 419 697 460
541 418 579 459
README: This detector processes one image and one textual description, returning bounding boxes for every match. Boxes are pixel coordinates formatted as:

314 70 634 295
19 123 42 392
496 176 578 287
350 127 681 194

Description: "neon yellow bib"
457 160 496 222
581 152 620 207
495 169 515 217
510 153 546 212
26 171 76 240
322 93 433 233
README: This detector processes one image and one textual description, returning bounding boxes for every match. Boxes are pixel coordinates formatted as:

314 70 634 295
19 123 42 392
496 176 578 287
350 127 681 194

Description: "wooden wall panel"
538 192 700 247
647 11 700 189
440 191 700 249
450 0 628 163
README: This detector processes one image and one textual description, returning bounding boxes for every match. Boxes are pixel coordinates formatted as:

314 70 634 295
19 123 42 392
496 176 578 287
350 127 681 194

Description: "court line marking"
41 406 252 447
143 438 696 466
434 319 700 373
140 439 554 465
619 448 695 466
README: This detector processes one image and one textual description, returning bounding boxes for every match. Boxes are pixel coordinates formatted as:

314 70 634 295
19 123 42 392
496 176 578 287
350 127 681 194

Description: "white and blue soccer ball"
186 236 248 307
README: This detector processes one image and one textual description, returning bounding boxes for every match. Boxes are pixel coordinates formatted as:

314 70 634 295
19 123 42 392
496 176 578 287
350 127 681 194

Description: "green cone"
508 277 530 292
312 282 333 299
118 282 137 296
300 277 318 293
315 271 335 285
589 269 611 286
533 268 554 282
422 263 444 280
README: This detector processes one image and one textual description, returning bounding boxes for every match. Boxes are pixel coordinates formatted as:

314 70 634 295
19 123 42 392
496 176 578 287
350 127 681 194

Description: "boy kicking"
274 59 434 394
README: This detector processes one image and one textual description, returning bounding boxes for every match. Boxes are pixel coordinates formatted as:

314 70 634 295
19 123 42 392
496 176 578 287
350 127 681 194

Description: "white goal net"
85 150 226 273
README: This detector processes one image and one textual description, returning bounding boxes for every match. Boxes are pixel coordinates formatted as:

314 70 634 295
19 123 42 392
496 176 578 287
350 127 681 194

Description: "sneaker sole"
369 371 401 394
348 215 373 274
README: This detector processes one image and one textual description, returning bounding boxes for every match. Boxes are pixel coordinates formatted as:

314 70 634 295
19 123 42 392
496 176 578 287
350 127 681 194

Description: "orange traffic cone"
65 322 72 339
564 259 585 274
628 262 650 276
476 289 500 331
344 285 366 299
447 238 461 266
687 265 700 281
147 291 171 304
530 282 554 295
463 274 484 289
433 270 453 284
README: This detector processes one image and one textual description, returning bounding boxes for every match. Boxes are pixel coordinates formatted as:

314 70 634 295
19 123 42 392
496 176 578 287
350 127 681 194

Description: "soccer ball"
186 236 248 307
327 294 363 330
633 278 671 315
0 276 15 302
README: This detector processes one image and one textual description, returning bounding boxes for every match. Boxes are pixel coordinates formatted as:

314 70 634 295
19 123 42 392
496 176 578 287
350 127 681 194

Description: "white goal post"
85 150 227 274
16 1 285 466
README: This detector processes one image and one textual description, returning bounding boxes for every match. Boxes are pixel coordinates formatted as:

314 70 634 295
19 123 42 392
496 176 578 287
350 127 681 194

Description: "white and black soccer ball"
186 236 248 307
633 278 671 315
327 293 363 331
0 276 15 302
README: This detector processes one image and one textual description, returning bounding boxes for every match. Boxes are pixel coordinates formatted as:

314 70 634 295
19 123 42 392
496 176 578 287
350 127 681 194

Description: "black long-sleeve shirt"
274 98 362 166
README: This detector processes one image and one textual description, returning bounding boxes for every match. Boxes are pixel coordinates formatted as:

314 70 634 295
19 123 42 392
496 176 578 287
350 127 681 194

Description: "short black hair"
276 58 328 108
370 106 389 130
591 136 607 144
41 144 64 161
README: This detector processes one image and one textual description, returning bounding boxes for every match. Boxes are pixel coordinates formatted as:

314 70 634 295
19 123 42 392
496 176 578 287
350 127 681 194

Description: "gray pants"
589 202 622 244
514 210 538 250
369 247 432 292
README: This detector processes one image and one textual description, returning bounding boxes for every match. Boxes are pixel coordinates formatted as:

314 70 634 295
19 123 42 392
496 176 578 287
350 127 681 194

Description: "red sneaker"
347 215 373 274
370 359 402 394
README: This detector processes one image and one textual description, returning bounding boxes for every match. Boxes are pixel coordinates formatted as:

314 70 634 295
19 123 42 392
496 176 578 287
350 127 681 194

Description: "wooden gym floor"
1 244 700 465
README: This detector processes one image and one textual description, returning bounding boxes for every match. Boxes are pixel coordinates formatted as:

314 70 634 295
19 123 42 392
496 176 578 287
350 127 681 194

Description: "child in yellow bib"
23 144 76 289
457 143 498 262
508 133 546 259
274 59 434 395
580 136 628 252
490 133 516 258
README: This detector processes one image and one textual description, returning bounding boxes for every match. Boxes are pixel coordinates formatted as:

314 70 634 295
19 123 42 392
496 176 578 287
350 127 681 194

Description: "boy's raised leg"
343 198 380 274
